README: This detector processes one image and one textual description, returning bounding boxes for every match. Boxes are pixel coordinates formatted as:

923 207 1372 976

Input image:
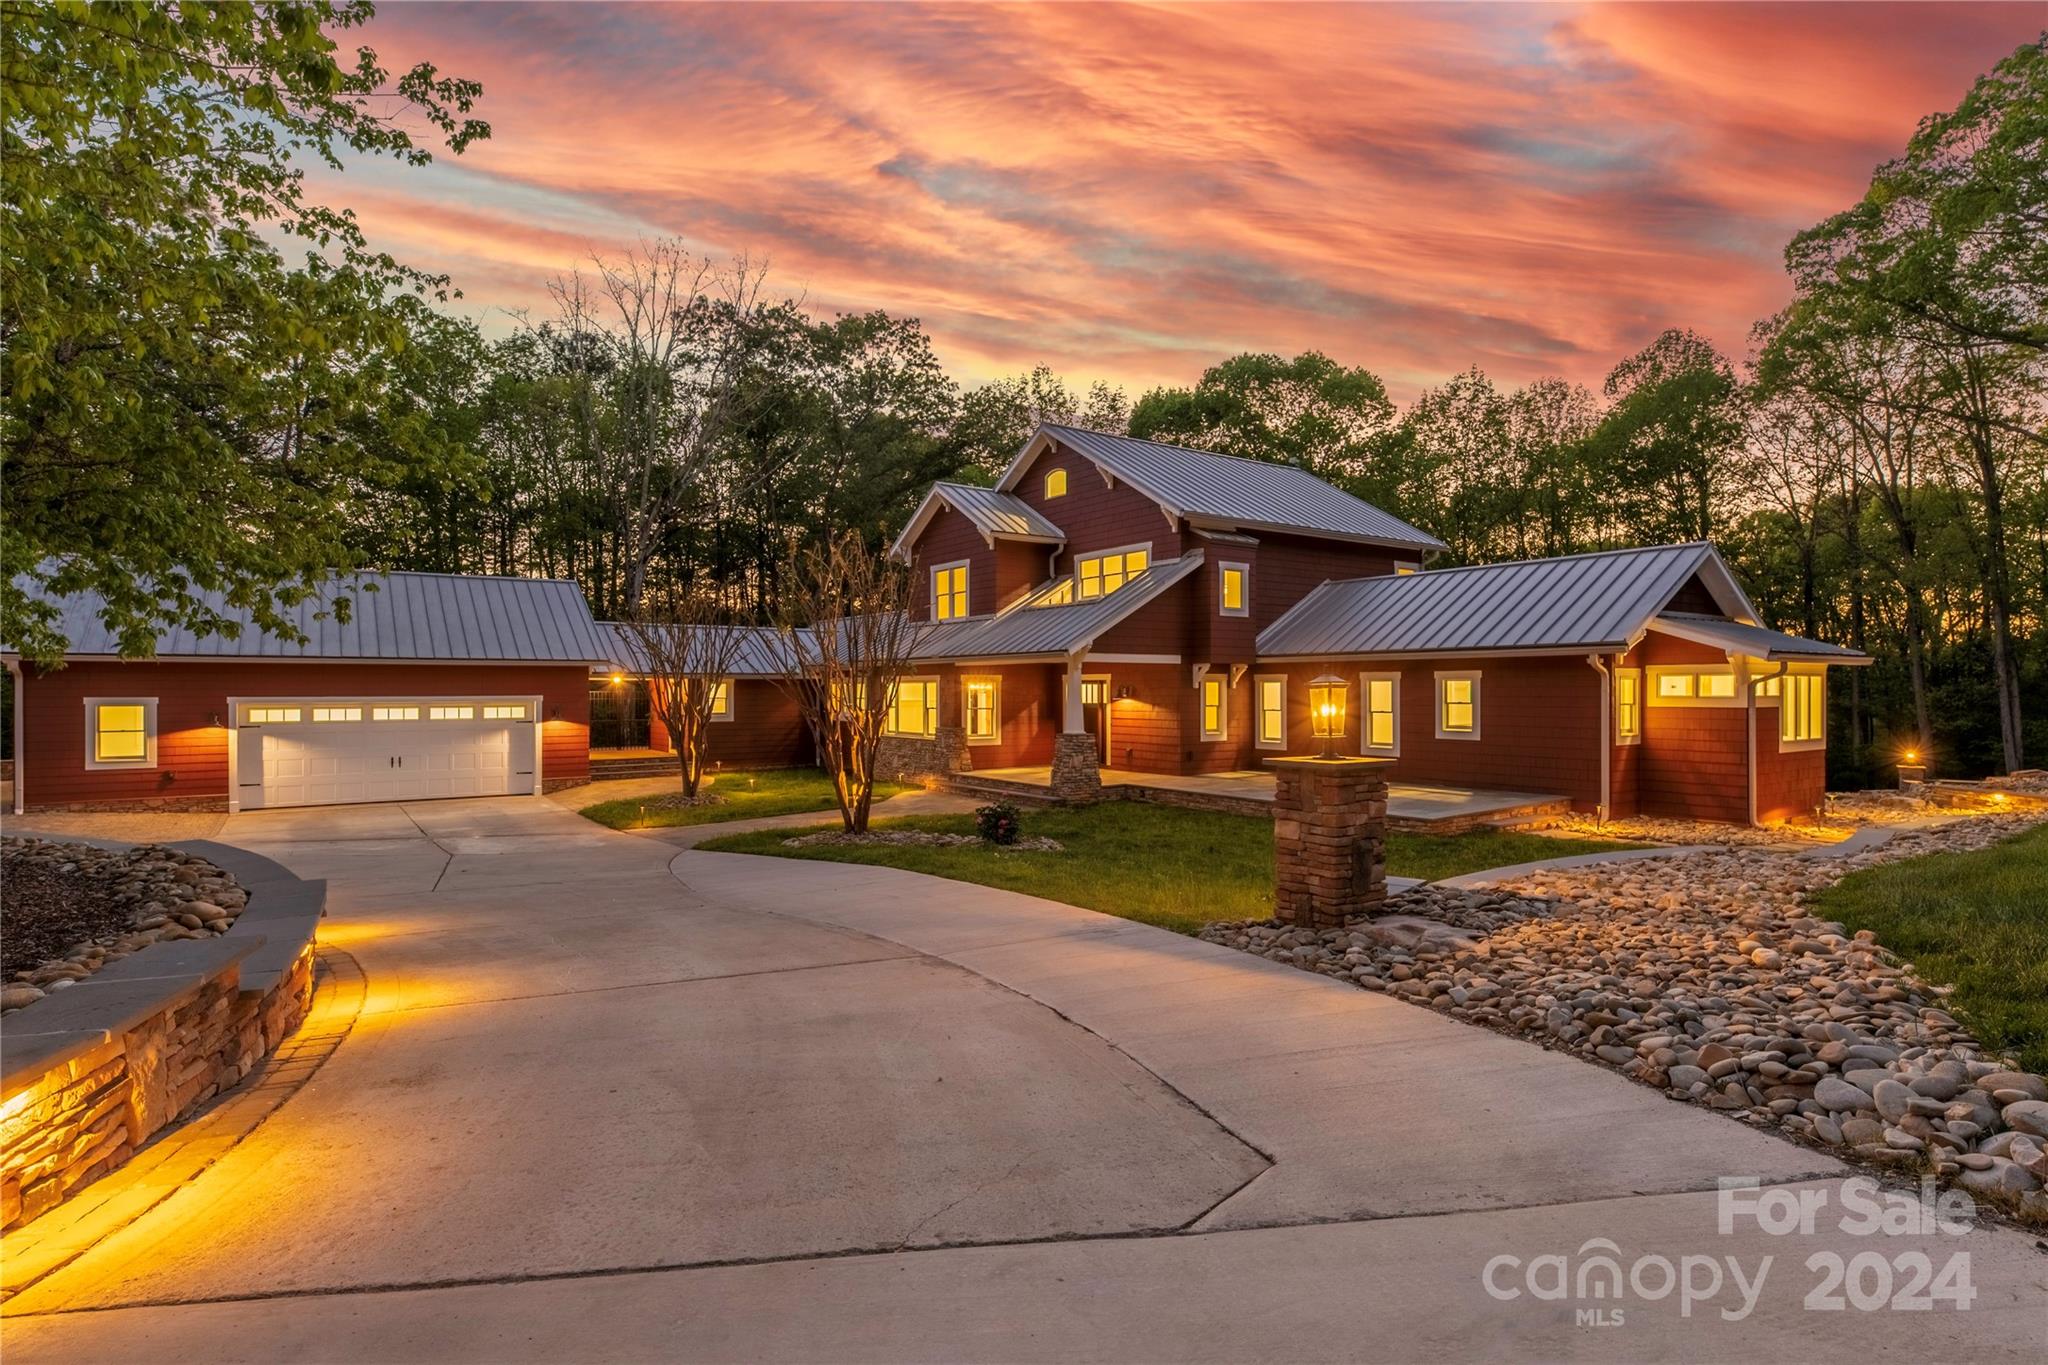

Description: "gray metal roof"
888 480 1065 560
1008 424 1446 553
1649 613 1871 663
597 622 805 677
914 552 1204 661
1257 543 1753 659
20 571 614 664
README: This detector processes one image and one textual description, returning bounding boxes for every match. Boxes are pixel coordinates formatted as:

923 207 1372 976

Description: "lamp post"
1308 674 1348 760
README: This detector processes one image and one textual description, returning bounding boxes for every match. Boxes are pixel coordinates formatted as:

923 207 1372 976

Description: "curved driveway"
5 796 2043 1361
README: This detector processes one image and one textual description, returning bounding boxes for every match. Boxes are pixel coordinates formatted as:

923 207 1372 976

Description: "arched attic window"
1043 468 1067 499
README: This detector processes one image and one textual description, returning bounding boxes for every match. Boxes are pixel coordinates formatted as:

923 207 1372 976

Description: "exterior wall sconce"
1115 685 1134 701
610 672 625 686
549 706 562 721
1309 674 1348 759
209 711 222 727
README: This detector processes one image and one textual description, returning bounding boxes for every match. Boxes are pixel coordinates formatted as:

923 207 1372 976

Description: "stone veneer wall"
1271 761 1388 929
0 844 323 1232
874 727 969 783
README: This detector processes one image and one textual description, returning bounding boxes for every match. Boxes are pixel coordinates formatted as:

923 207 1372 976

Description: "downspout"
5 658 21 815
1584 654 1610 826
1747 661 1789 827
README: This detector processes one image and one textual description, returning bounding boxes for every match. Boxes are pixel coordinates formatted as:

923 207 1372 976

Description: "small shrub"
975 801 1023 845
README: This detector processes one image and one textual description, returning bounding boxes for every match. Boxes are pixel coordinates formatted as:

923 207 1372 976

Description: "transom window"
1201 675 1227 740
312 706 363 723
1362 673 1399 754
1394 562 1419 576
1220 563 1248 616
1255 676 1286 750
1781 673 1825 746
932 561 969 621
1656 670 1736 700
885 679 939 738
1615 669 1642 742
963 678 998 743
244 706 302 724
429 705 475 721
89 700 154 766
373 705 421 722
1076 545 1149 600
482 703 528 720
1436 672 1480 739
1043 468 1067 499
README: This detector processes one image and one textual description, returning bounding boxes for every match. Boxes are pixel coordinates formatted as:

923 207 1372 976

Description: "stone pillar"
1897 763 1926 792
1050 732 1101 803
1267 756 1389 928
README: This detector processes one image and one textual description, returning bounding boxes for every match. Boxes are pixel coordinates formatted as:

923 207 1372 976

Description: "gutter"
1747 661 1789 826
5 657 21 816
1584 654 1611 825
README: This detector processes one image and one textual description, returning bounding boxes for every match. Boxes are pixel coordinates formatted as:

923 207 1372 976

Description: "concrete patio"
959 765 1569 828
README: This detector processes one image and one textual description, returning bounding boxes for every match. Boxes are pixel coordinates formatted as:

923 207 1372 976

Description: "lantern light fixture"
1308 674 1348 759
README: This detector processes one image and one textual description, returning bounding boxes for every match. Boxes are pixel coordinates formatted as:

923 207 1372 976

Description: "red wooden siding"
1016 441 1185 567
18 660 591 809
1251 532 1401 622
957 664 1059 769
907 504 998 621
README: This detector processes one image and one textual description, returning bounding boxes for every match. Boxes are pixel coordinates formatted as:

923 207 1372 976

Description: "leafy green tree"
2 1 487 663
1129 351 1393 482
1585 329 1742 546
952 364 1127 480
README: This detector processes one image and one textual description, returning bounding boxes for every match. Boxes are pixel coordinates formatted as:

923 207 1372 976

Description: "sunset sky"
341 2 2041 402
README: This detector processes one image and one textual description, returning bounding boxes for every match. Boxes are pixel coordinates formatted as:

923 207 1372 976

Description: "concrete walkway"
4 798 2042 1361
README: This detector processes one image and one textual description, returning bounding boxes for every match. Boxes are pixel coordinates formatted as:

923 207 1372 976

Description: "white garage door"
235 700 539 810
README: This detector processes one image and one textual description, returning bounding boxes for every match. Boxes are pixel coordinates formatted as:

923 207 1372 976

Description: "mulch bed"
1 855 131 976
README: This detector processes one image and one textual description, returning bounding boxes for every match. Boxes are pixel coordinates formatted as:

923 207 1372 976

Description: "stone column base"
1049 732 1102 803
1268 757 1389 929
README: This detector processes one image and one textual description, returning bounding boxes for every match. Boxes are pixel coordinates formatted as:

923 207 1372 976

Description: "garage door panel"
237 705 537 810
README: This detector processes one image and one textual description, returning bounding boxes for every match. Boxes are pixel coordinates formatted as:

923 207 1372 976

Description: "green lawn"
1809 822 2048 1074
579 768 914 830
697 803 1643 934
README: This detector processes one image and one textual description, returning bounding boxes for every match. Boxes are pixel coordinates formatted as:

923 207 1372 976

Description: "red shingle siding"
710 682 813 769
907 505 996 621
18 660 591 809
1640 706 1749 823
958 664 1059 769
1095 663 1183 773
1756 722 1826 822
1093 582 1193 656
1017 442 1184 567
1252 533 1401 622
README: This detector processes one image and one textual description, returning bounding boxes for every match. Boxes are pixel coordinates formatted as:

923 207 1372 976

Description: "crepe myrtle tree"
614 590 749 799
772 532 927 833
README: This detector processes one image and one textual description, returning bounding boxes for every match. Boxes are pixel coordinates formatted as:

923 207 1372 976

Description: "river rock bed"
1201 812 2048 1224
2 838 247 1013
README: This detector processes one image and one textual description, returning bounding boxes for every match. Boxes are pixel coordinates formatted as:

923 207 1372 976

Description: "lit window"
90 701 152 765
1657 673 1696 699
1076 545 1149 600
1394 562 1419 576
885 679 938 738
373 706 421 722
964 678 998 743
1256 676 1286 749
482 704 527 720
1044 468 1067 499
312 706 363 723
1039 579 1074 606
1616 670 1641 742
429 705 475 721
1655 669 1736 701
1781 673 1825 745
932 562 969 621
1201 676 1227 740
707 680 732 719
1436 672 1479 739
1080 679 1109 706
1363 673 1399 753
1699 673 1736 699
244 706 302 724
1220 563 1248 616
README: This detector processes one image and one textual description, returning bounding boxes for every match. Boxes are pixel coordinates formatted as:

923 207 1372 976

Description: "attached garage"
6 573 610 814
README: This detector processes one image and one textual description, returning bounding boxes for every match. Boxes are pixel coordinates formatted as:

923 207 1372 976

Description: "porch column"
1267 755 1390 929
1050 653 1101 803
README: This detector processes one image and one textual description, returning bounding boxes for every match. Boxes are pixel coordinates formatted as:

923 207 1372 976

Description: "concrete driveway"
4 797 2043 1361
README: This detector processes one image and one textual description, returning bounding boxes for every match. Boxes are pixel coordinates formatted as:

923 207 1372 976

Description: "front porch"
947 765 1569 832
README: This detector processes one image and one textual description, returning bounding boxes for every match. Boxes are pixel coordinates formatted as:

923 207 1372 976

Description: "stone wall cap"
0 1028 119 1099
1263 755 1397 771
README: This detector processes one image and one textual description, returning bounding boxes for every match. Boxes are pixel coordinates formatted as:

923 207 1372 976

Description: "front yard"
697 803 1643 934
579 768 915 830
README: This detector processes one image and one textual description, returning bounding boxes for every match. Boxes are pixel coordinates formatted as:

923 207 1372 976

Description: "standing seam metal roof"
887 480 1065 560
1016 425 1446 553
18 571 614 663
1256 544 1748 658
913 553 1204 660
1649 613 1870 662
597 622 807 677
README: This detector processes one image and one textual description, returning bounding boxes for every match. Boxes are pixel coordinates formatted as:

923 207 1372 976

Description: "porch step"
589 756 676 780
1388 796 1571 835
936 774 1064 807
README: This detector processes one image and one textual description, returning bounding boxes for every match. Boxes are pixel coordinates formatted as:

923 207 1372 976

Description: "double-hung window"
1435 672 1480 739
86 698 157 769
931 562 969 622
885 678 939 738
1255 676 1286 750
1780 673 1825 748
963 677 999 744
1361 673 1399 754
1615 669 1641 743
1075 545 1149 600
1200 675 1228 741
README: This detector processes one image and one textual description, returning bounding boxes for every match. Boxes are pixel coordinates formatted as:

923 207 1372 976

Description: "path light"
1308 674 1348 759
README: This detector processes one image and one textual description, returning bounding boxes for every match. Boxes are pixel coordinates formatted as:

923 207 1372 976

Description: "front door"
1081 677 1110 765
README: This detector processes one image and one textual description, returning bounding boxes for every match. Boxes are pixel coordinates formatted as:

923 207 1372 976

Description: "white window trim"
84 696 158 770
1074 540 1153 601
1778 670 1827 753
1219 561 1250 617
962 675 1001 746
885 675 941 739
1254 674 1287 751
1615 667 1643 746
930 559 970 622
1043 468 1068 499
1199 674 1229 742
1434 670 1481 741
708 678 735 723
1360 671 1400 756
1393 561 1420 576
1646 664 1742 708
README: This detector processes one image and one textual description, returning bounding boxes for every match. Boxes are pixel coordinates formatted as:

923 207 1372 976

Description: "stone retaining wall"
0 843 323 1231
875 728 969 783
